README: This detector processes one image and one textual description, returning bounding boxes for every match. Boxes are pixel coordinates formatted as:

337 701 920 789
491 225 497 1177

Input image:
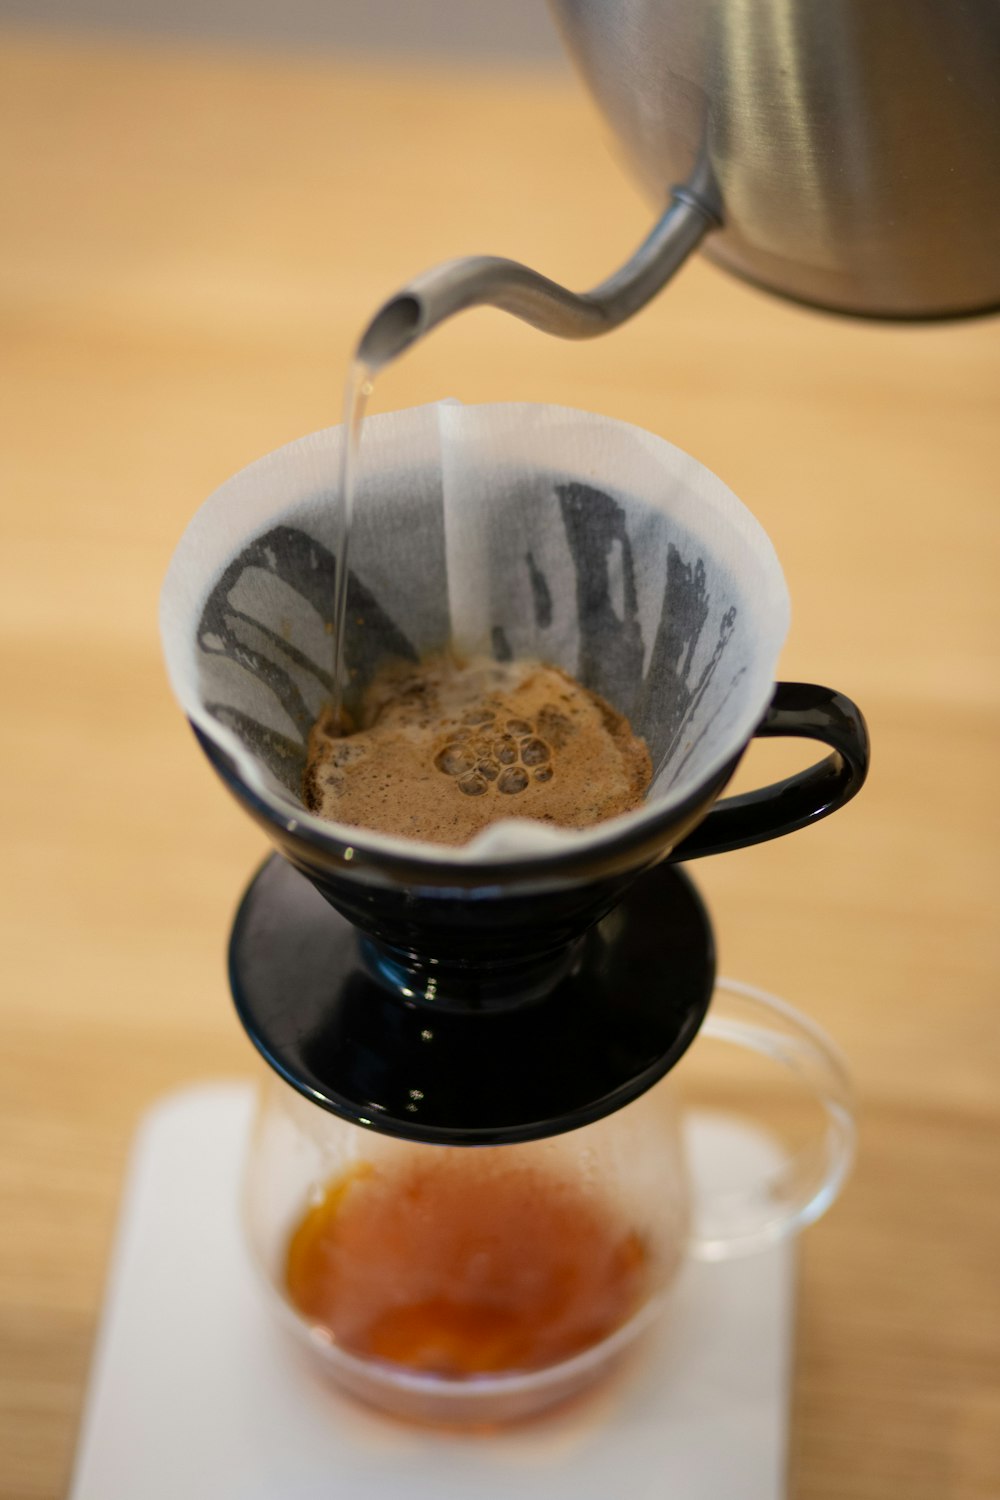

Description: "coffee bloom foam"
305 656 652 847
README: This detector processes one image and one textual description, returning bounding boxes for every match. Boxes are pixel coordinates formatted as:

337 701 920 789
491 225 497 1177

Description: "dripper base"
229 855 715 1145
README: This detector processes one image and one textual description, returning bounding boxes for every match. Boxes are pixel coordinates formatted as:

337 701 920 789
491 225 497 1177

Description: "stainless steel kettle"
359 1 999 367
548 0 1000 319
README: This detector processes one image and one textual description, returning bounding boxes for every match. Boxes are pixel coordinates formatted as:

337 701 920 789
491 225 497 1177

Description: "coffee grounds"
303 655 651 846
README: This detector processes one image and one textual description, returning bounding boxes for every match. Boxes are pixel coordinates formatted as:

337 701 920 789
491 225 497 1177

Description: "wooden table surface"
1 29 998 1500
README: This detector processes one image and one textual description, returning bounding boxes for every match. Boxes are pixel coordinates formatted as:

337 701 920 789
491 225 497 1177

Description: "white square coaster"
70 1083 794 1499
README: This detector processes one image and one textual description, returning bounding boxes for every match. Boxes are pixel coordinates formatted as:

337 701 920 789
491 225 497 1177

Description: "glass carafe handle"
686 978 856 1261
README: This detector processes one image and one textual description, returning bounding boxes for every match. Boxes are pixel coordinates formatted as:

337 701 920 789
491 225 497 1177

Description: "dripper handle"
669 683 870 861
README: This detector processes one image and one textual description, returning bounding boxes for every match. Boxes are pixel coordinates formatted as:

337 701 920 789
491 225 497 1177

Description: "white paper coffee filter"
160 402 789 861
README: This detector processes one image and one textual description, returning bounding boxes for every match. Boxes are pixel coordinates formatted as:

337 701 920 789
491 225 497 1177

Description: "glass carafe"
243 979 854 1425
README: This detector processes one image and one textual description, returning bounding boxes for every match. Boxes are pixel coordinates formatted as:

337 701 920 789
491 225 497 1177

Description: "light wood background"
1 29 998 1500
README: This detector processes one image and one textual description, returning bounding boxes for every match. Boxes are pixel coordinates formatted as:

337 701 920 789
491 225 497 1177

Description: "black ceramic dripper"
161 404 869 1144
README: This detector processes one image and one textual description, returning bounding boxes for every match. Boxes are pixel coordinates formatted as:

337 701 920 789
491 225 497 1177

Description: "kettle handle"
669 682 869 861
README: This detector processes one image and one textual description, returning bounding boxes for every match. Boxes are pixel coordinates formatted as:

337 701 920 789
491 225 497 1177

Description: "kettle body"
548 0 1000 318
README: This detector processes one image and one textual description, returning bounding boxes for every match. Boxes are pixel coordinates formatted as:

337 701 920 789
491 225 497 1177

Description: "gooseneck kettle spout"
356 179 720 372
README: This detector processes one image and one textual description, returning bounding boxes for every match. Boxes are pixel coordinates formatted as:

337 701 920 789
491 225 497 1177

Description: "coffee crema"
303 656 652 845
285 1156 648 1377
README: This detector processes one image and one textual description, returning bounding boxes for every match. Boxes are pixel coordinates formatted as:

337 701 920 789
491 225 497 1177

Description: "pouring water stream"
328 184 718 725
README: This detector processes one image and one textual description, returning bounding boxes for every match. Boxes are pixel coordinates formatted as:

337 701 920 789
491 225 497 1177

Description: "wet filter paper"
160 402 789 861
